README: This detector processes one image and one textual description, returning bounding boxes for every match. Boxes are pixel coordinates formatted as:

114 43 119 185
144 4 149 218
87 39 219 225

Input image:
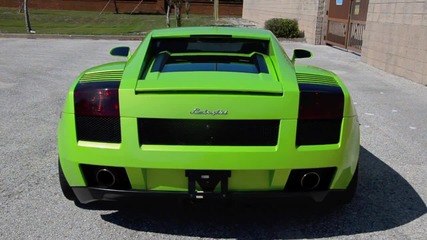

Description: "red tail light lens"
74 82 120 117
298 84 344 120
296 84 344 145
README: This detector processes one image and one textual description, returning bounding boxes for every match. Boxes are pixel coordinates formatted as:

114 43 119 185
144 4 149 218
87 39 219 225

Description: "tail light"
74 81 121 143
298 84 344 120
74 81 120 117
297 84 344 145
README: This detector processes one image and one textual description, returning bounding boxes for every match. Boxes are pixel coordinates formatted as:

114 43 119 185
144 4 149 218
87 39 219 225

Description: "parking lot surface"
0 38 425 239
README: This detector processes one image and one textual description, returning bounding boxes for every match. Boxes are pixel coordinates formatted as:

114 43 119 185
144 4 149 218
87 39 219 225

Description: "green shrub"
264 18 300 38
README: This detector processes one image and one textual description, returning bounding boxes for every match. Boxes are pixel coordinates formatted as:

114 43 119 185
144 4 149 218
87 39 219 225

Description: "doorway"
325 0 369 53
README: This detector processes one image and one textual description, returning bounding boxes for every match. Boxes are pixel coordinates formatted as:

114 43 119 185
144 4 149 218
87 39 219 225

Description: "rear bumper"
59 115 360 191
72 187 344 204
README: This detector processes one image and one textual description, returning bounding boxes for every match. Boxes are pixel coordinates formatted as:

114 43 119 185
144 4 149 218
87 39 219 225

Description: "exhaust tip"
95 169 116 188
300 172 320 190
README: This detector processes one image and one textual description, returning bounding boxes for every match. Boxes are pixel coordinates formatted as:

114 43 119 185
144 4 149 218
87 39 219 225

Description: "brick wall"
362 0 427 85
0 0 242 17
190 2 242 17
242 0 326 44
0 0 163 13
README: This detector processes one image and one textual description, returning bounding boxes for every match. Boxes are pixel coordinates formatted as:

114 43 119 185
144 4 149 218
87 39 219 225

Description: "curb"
277 37 306 43
0 33 145 41
1 33 306 43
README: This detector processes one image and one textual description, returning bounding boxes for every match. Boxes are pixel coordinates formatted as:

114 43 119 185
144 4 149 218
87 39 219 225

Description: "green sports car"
58 27 360 204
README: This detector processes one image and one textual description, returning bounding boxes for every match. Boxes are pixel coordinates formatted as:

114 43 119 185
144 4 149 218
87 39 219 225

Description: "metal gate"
326 0 369 53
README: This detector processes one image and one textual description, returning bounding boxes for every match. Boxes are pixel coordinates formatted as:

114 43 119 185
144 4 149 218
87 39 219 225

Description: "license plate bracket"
185 170 231 199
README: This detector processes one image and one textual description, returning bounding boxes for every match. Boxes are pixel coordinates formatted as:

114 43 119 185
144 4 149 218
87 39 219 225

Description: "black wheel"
325 165 358 205
58 159 77 201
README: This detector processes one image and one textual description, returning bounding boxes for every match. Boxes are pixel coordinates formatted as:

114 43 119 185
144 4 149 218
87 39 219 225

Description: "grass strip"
0 7 216 35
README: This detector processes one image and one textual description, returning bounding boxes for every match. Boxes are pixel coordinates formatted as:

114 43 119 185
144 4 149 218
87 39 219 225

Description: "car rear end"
58 27 359 204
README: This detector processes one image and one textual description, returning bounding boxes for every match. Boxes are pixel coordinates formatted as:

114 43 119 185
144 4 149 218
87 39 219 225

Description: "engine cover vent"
80 70 123 82
296 73 338 86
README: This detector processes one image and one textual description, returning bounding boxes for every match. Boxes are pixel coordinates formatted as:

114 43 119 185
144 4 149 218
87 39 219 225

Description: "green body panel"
149 27 273 40
295 64 358 117
58 27 360 193
83 61 126 73
137 73 280 93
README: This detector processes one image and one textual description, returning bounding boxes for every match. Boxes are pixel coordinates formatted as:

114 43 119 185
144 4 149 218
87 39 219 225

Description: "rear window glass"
151 53 268 74
140 37 270 78
151 37 269 55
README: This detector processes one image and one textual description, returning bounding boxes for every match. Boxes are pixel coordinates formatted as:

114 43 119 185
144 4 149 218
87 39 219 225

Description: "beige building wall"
242 0 327 44
362 0 427 85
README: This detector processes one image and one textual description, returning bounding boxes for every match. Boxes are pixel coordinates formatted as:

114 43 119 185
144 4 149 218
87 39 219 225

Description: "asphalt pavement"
0 37 426 239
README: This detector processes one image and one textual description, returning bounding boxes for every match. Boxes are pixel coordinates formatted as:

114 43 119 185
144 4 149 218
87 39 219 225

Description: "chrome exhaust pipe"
300 172 320 190
95 169 116 187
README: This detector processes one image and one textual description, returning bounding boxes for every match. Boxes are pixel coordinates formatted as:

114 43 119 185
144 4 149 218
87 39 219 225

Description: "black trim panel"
75 116 121 143
138 119 280 146
135 90 283 96
72 187 346 204
296 119 342 145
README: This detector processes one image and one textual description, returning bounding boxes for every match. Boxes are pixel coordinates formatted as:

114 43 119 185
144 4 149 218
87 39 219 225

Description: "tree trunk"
213 0 219 21
24 0 33 33
175 2 182 27
113 0 119 14
166 2 171 28
185 0 190 19
18 0 24 13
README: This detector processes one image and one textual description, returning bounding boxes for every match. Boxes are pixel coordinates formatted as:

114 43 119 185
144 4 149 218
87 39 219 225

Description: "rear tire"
58 159 77 201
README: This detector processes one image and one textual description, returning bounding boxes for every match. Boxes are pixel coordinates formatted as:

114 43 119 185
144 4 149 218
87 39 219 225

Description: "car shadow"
82 146 426 239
